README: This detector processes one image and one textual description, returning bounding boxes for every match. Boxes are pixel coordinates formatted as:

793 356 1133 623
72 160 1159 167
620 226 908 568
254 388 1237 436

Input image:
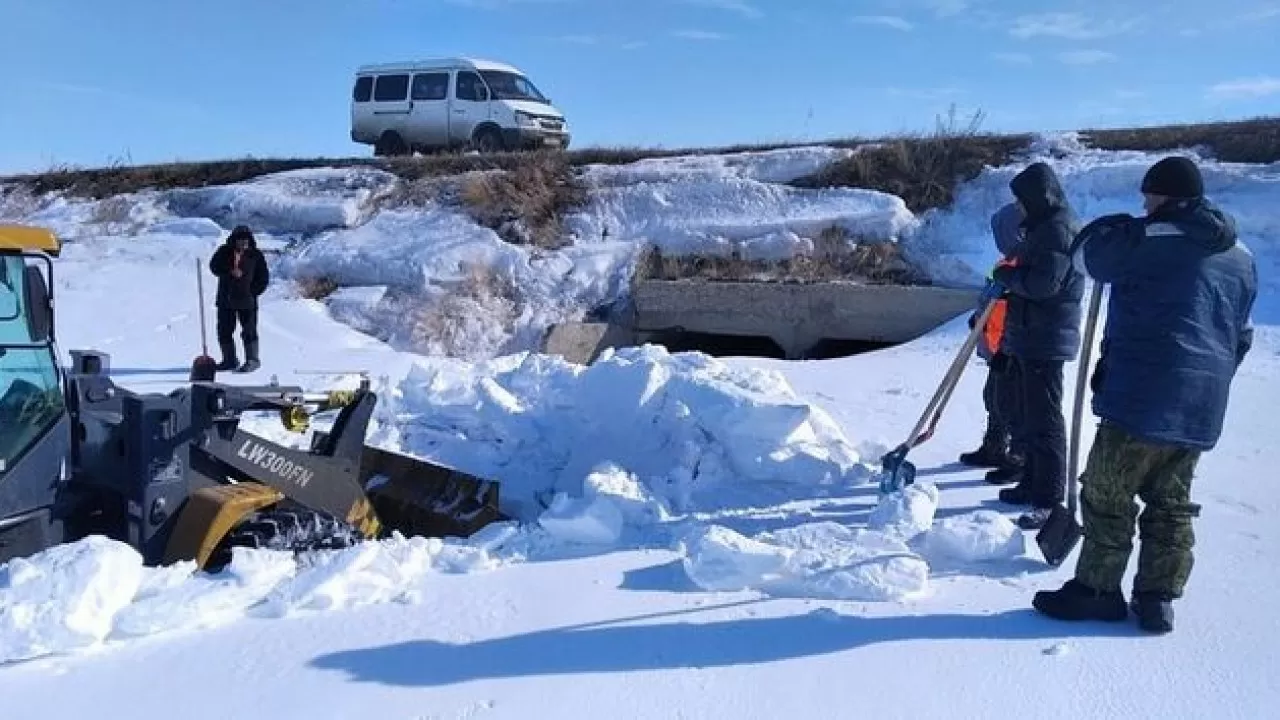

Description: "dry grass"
791 107 1032 213
1081 116 1280 164
635 228 929 285
401 262 521 359
457 152 588 250
295 275 341 300
0 184 45 219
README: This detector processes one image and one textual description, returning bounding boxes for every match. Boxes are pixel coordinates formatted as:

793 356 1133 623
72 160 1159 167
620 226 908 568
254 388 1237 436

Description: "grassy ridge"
4 115 1275 209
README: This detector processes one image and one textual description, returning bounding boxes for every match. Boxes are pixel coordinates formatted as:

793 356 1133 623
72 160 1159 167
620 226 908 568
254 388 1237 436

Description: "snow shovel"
879 281 1004 494
1036 280 1103 566
189 257 217 382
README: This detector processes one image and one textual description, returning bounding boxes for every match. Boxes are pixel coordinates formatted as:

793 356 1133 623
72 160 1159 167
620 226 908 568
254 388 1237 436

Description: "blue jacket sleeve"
1071 213 1142 283
991 219 1073 300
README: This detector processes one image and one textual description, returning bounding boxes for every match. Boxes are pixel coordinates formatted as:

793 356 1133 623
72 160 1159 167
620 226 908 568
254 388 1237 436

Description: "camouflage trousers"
1074 422 1203 598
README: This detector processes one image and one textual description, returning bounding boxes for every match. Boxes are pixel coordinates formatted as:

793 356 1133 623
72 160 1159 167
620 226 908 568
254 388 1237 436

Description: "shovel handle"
1068 281 1105 514
195 257 209 355
900 296 997 451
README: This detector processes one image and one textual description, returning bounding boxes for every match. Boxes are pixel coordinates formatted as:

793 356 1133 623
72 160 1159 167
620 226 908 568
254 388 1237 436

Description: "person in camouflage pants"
1032 156 1256 635
1074 423 1201 600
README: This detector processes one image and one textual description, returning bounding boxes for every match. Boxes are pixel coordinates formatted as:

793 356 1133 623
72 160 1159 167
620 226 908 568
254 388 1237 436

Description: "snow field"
2 135 1277 674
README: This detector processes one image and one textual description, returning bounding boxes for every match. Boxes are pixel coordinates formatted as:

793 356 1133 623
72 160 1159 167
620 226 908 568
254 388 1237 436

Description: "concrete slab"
630 280 980 359
541 322 635 365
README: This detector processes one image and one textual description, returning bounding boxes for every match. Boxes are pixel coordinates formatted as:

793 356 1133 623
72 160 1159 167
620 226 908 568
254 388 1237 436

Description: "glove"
981 264 1009 301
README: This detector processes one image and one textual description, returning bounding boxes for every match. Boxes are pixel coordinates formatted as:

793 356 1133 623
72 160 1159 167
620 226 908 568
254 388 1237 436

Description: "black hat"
1141 156 1203 199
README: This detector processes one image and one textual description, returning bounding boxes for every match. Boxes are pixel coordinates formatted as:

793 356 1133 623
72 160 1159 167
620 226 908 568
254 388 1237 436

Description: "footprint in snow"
1043 641 1072 656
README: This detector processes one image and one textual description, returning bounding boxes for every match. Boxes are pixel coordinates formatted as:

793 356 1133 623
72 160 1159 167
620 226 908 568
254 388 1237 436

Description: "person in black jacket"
1032 156 1256 634
990 162 1085 530
209 225 269 373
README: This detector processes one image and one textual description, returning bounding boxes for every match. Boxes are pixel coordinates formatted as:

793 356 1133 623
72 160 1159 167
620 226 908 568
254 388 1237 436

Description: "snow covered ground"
1 138 1278 719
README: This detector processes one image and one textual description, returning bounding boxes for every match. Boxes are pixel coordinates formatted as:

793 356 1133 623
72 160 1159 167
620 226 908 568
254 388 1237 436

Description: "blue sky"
1 0 1276 173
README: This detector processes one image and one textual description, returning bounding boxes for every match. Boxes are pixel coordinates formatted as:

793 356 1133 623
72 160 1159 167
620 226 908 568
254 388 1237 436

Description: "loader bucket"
358 445 505 539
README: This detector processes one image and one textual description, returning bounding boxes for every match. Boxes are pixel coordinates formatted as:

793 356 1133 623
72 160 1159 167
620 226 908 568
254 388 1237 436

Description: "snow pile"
564 147 916 260
536 464 672 546
0 531 514 664
162 167 396 237
577 145 855 186
367 344 870 523
277 207 635 359
0 537 144 663
925 510 1028 562
867 482 940 542
680 520 930 602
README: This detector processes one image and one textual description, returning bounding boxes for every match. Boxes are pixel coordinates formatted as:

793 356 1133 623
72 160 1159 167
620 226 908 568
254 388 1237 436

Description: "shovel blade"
878 453 917 495
1035 503 1083 567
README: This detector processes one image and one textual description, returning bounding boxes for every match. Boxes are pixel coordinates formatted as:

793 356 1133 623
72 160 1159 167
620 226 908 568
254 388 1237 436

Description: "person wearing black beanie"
1140 155 1205 201
1031 156 1257 636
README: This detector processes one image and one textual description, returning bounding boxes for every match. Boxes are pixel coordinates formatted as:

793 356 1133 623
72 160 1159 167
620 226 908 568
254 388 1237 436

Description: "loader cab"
0 226 68 562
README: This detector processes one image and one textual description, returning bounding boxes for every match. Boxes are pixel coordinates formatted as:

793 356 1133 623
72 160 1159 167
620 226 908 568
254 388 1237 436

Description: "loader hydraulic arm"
183 382 384 537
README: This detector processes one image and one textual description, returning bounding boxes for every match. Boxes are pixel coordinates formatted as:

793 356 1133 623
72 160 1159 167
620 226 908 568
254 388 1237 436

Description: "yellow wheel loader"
0 224 503 570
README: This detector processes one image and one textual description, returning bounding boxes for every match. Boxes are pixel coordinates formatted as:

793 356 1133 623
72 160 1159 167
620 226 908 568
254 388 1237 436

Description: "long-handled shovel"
880 281 1004 494
189 257 217 382
1036 280 1103 566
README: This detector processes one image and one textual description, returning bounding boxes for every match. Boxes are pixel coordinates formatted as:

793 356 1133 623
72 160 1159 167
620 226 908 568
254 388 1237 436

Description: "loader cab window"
0 255 64 473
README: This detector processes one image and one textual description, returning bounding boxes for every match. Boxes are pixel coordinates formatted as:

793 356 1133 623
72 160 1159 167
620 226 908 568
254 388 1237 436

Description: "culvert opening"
637 330 901 360
641 330 788 359
805 337 898 359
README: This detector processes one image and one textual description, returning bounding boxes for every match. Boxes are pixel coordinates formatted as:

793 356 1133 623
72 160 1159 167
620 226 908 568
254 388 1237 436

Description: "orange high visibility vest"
981 256 1018 356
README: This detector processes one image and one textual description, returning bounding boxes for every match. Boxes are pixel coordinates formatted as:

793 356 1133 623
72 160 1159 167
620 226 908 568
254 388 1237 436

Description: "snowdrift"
0 532 514 664
363 345 868 522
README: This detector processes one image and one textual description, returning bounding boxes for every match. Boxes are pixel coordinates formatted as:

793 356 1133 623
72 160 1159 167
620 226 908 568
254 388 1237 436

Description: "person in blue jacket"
990 162 1086 531
1032 156 1257 635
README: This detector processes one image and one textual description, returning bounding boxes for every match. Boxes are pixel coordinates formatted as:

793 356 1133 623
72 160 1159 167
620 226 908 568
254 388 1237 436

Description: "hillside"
2 115 1276 363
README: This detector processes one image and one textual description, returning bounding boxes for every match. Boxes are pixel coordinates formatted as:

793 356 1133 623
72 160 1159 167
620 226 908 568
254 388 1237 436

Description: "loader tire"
205 503 363 572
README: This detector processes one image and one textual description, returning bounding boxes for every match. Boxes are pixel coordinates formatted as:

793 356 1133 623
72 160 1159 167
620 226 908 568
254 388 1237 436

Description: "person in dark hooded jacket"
989 162 1085 530
209 225 269 372
1032 156 1256 635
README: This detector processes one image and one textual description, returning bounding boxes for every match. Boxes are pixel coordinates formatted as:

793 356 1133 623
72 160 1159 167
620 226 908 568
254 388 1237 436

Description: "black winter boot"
1033 579 1128 623
237 340 260 373
985 454 1024 485
960 428 1008 467
216 341 239 372
1130 592 1175 634
998 483 1034 505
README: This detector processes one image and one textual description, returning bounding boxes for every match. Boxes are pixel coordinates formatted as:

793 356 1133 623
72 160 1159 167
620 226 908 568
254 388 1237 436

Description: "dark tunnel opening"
638 330 900 360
